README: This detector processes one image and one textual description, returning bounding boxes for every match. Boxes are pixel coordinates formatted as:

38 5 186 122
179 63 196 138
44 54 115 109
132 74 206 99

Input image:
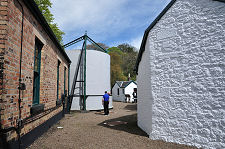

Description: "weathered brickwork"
0 0 9 129
0 0 70 143
137 0 225 148
7 106 63 141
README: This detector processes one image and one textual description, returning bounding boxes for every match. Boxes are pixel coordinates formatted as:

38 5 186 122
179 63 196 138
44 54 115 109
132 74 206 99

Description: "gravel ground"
28 102 197 149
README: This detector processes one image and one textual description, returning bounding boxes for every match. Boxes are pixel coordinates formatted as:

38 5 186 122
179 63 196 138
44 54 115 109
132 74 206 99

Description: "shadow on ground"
98 114 148 137
94 112 105 115
123 104 137 111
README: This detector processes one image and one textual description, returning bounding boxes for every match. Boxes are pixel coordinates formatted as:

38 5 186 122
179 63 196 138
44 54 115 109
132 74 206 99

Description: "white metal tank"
66 49 112 110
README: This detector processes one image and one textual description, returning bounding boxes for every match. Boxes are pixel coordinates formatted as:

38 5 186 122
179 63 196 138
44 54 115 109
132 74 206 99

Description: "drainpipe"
0 1 24 148
16 0 24 148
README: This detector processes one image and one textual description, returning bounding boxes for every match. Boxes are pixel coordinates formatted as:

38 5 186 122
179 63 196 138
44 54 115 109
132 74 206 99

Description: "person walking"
132 91 137 103
102 91 110 115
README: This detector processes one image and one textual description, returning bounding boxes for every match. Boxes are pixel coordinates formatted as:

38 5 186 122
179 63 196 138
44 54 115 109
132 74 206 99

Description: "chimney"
128 73 131 81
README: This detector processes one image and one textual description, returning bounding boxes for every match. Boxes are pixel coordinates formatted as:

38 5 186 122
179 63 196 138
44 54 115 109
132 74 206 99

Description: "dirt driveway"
28 102 196 149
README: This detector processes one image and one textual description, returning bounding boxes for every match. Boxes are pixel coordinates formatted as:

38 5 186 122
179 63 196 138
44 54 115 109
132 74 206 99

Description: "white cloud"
107 35 142 50
129 35 143 50
50 0 171 46
50 0 128 34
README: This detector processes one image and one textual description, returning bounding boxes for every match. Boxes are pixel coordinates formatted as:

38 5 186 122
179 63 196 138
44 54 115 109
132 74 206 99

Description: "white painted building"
66 49 112 110
112 81 137 102
135 0 225 149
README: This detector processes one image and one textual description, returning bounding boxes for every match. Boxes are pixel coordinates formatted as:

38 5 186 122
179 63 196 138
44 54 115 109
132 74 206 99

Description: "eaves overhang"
134 0 176 74
22 0 71 63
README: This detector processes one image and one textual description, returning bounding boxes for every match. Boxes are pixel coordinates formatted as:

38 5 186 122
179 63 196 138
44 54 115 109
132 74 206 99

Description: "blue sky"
50 0 171 50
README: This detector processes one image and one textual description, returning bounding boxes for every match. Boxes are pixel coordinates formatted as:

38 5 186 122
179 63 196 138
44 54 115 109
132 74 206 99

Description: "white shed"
135 0 225 149
112 81 137 102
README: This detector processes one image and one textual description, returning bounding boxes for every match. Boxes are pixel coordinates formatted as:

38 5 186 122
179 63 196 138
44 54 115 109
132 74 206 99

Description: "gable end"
134 0 176 74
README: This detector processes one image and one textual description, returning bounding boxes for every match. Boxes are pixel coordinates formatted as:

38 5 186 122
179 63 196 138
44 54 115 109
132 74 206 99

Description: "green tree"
117 43 137 53
108 47 126 86
86 43 108 51
34 0 65 43
107 47 123 55
117 44 138 81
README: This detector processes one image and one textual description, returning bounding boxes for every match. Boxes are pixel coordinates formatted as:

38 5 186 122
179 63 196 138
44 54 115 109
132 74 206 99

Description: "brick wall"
137 0 225 148
0 0 69 142
0 0 9 128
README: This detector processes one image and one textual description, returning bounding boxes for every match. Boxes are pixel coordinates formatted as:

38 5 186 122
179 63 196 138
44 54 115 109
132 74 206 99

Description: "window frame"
32 38 43 105
57 60 61 101
64 66 67 95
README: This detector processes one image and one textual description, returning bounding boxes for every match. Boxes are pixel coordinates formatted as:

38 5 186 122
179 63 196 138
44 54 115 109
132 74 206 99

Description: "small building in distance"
0 0 71 148
112 81 137 102
135 0 225 149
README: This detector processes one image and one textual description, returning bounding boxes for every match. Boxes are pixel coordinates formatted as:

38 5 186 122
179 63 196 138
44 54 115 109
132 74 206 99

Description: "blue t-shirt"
103 93 109 101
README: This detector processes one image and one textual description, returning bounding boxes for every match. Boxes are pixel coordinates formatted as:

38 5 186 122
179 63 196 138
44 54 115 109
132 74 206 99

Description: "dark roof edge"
213 0 225 3
112 82 120 89
124 80 137 88
22 0 71 63
121 80 137 88
134 0 176 74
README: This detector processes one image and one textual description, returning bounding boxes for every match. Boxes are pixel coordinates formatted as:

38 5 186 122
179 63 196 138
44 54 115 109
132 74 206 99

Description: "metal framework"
64 33 107 112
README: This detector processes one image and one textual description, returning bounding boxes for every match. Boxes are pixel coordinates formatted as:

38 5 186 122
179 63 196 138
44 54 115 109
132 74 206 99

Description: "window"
122 89 125 94
57 60 61 101
33 38 43 105
64 67 67 95
117 88 119 96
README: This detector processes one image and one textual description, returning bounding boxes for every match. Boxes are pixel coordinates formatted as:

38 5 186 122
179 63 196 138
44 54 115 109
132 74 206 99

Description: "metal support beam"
86 36 107 53
64 33 107 112
83 34 87 111
68 41 85 112
63 36 84 48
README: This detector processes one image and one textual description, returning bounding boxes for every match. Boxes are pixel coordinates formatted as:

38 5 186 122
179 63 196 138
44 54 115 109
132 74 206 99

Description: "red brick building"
0 0 71 148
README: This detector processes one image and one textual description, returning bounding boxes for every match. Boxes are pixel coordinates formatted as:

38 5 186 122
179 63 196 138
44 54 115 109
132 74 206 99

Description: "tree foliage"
117 44 138 81
34 0 65 43
86 43 108 51
108 44 138 87
108 47 126 86
118 43 136 53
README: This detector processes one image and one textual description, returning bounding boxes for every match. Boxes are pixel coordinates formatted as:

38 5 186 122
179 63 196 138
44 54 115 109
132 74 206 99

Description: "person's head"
105 91 107 94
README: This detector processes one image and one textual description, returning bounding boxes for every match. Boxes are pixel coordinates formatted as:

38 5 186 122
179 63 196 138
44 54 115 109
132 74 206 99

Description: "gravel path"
28 102 196 149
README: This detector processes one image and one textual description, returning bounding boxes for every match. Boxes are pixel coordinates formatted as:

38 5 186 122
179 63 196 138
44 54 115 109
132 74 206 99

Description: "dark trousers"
104 101 109 115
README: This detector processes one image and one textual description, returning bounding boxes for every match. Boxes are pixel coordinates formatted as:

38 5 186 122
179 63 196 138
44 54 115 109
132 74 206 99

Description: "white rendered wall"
137 38 153 136
112 84 125 102
112 83 121 101
66 49 112 110
124 82 137 102
86 50 112 110
66 50 80 110
137 0 225 148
